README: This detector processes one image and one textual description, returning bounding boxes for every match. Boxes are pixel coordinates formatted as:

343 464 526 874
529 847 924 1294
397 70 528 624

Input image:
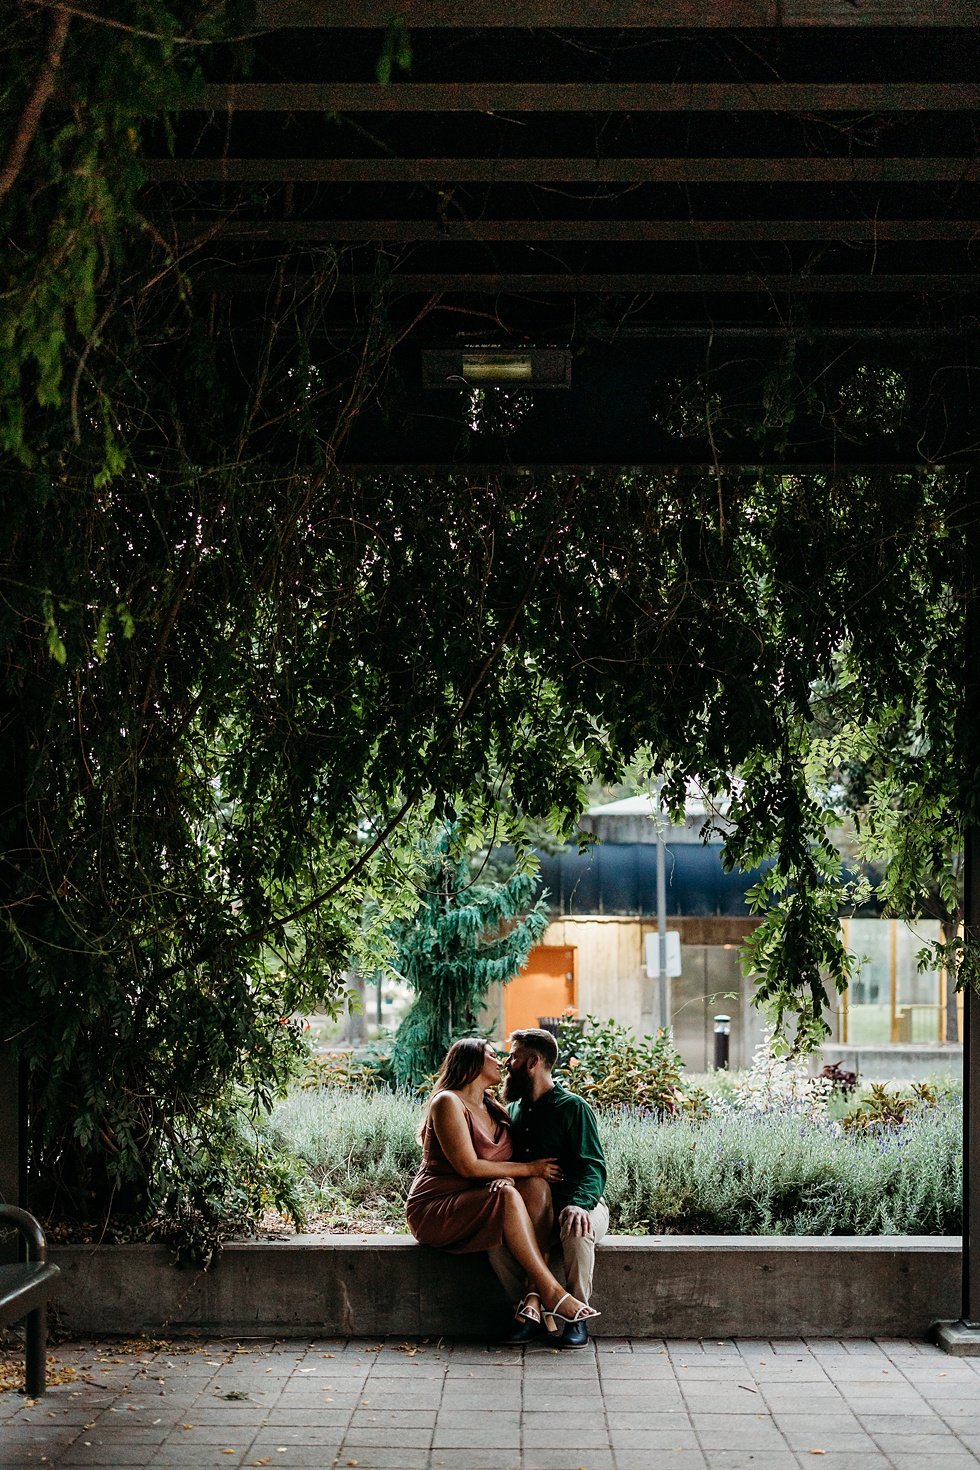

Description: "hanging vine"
1 7 977 1252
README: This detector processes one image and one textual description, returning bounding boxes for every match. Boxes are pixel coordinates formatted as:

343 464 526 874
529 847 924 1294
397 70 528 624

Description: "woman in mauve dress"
406 1036 599 1329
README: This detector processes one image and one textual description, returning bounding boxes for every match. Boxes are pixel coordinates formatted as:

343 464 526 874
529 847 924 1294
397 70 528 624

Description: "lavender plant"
265 1075 960 1236
601 1097 959 1235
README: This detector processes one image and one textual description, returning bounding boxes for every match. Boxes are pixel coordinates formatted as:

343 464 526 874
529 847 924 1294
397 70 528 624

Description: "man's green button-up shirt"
507 1082 607 1213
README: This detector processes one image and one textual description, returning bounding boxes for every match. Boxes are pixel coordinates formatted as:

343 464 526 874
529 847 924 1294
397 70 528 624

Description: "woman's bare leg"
498 1188 591 1319
516 1176 553 1255
510 1178 554 1319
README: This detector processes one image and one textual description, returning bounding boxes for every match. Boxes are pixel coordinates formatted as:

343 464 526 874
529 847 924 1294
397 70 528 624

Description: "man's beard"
502 1066 531 1102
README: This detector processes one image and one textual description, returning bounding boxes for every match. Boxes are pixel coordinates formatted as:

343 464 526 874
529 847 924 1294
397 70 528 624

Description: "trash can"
537 1017 584 1037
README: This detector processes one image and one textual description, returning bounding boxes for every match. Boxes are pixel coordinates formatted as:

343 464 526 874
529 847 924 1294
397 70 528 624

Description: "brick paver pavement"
2 1336 979 1469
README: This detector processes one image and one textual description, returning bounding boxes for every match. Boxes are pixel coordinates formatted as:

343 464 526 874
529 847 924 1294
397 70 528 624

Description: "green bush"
146 1101 309 1269
301 1048 395 1094
555 1015 709 1117
842 1080 941 1131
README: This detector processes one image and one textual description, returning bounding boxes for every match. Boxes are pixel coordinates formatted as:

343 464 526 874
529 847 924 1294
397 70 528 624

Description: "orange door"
504 945 577 1035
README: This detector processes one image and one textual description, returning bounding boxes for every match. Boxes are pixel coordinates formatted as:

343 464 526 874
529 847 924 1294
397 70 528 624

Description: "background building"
487 796 954 1073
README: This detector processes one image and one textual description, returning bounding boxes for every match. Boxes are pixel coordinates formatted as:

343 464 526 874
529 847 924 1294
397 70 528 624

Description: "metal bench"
0 1204 61 1397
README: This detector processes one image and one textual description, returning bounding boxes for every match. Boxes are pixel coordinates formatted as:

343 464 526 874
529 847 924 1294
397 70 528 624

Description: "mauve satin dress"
406 1096 514 1253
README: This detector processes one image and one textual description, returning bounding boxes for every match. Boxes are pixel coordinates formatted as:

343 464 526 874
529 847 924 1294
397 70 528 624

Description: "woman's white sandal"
516 1292 543 1325
542 1291 600 1331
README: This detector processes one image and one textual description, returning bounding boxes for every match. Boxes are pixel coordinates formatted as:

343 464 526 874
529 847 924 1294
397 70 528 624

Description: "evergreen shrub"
301 1048 395 1094
841 1080 940 1130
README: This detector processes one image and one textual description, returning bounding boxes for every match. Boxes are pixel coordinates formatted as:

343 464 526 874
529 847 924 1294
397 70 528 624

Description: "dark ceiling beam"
194 82 980 112
367 273 980 294
340 462 953 474
212 271 980 293
147 157 980 184
591 326 979 338
177 219 980 243
254 0 977 28
216 324 978 340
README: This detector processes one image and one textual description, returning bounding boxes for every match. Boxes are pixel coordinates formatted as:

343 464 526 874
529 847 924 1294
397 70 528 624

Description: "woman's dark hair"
431 1037 490 1095
420 1037 508 1138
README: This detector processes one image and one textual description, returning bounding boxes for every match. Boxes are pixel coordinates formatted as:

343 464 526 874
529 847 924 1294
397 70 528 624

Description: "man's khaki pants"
487 1198 609 1307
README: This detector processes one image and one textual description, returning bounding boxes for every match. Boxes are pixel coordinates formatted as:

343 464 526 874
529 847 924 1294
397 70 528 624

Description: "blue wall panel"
536 842 768 918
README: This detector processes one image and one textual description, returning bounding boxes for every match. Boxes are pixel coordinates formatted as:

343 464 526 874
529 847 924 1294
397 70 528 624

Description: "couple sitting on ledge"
406 1027 608 1348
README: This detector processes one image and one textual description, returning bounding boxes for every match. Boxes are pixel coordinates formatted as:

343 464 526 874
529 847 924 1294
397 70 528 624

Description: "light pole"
655 808 669 1032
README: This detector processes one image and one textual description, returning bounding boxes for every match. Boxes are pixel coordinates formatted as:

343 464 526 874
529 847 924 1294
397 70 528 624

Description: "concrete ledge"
817 1043 962 1081
50 1235 960 1341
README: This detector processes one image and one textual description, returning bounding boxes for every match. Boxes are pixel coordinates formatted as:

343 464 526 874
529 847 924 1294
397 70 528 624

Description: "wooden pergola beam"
177 219 980 243
147 157 980 184
205 325 976 340
340 461 954 473
254 0 978 28
193 82 980 112
211 271 980 293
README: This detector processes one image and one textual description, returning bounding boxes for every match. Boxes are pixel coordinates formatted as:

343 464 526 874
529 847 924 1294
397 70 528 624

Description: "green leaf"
41 595 67 664
94 607 112 662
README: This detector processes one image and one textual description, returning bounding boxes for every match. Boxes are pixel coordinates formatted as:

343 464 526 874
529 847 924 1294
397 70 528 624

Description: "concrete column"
0 1051 25 1207
962 473 980 1329
938 467 980 1353
965 833 980 1326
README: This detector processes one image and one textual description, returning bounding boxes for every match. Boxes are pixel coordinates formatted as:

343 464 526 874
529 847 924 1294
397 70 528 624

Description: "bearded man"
489 1026 608 1349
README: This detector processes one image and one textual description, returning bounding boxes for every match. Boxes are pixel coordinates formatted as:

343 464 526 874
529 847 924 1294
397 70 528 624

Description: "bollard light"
713 1014 731 1071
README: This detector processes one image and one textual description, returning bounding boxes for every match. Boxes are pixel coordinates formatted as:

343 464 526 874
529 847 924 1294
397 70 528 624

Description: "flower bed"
262 1043 961 1238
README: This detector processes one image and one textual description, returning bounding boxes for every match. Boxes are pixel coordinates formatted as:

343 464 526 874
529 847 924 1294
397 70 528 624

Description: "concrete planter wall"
818 1043 962 1082
50 1235 960 1341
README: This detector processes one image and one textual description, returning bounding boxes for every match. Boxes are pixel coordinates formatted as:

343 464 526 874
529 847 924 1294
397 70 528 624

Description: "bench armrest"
0 1205 48 1263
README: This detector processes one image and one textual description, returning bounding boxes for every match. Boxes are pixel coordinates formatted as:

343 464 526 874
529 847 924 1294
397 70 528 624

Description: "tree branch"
0 6 70 205
240 475 582 941
23 0 263 47
152 475 582 982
